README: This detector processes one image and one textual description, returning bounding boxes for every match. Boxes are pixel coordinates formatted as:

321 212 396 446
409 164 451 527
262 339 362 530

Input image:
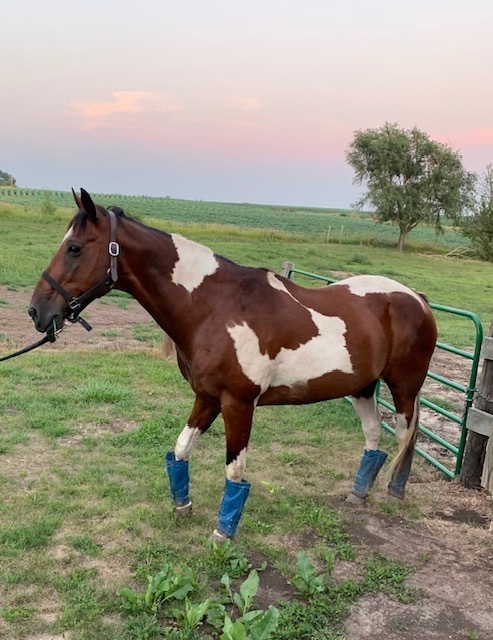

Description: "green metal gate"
285 267 484 479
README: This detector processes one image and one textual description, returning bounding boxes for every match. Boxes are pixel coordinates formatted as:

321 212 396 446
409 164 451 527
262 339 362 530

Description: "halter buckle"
68 298 81 311
109 242 120 257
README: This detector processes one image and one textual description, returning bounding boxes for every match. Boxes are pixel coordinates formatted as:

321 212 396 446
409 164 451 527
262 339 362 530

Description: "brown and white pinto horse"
29 189 437 540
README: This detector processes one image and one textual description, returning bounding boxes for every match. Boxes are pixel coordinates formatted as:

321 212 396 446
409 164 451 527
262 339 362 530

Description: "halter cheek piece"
41 208 120 333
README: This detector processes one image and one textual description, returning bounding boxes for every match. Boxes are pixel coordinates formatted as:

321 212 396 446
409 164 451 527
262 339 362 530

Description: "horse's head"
29 188 119 336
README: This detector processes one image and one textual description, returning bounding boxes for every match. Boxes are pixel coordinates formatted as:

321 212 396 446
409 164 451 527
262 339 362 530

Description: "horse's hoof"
208 529 230 543
174 501 192 517
345 492 366 506
387 491 405 502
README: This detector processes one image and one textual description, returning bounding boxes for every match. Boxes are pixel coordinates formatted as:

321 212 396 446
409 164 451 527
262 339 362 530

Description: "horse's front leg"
165 393 219 517
210 394 255 542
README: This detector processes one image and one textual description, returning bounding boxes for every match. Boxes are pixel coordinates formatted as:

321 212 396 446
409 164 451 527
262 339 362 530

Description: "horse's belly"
257 371 367 406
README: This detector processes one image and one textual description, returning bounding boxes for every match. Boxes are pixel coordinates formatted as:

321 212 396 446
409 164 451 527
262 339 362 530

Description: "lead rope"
0 319 60 363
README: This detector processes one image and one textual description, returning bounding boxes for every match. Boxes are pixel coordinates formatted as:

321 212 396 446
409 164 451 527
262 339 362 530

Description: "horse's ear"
72 188 82 209
79 188 98 222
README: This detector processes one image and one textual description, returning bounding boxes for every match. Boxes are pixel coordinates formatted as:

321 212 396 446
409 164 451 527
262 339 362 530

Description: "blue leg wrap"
217 478 251 538
165 451 190 506
352 449 388 498
388 457 412 499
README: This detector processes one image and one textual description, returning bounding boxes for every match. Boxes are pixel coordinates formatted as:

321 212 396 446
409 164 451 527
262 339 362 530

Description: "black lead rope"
0 333 56 363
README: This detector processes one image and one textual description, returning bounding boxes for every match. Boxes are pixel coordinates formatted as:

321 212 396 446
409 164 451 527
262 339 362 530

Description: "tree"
458 164 493 261
40 191 56 218
346 123 475 251
0 170 16 187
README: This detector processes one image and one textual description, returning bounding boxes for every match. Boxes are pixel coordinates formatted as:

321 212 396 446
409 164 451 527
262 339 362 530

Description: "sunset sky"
2 0 492 207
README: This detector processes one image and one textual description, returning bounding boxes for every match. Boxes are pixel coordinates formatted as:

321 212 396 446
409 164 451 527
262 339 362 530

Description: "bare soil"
0 285 156 354
1 286 493 639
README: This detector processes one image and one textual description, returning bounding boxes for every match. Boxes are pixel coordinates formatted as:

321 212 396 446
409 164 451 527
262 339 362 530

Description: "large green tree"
0 170 16 186
459 164 493 261
346 123 475 251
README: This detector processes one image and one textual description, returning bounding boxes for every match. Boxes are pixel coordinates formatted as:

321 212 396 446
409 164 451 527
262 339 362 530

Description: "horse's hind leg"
165 394 219 517
349 382 388 501
387 394 420 499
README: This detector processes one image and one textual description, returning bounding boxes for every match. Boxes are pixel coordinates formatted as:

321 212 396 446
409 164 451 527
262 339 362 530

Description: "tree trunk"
460 321 493 488
397 228 407 252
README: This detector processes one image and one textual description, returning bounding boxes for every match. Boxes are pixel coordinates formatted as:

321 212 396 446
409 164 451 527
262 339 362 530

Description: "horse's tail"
389 395 420 477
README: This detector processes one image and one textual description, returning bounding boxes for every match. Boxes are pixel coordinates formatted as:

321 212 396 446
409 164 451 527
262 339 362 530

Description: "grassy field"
0 346 417 640
0 196 492 639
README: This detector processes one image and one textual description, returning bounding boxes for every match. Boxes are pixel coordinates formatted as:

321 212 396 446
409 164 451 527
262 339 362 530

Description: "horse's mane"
68 204 250 271
70 204 142 233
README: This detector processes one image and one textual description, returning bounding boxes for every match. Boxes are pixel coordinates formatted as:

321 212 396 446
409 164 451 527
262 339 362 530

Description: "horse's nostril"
28 307 37 320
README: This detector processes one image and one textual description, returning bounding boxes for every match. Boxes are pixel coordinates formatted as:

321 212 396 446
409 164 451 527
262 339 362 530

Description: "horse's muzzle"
28 305 63 336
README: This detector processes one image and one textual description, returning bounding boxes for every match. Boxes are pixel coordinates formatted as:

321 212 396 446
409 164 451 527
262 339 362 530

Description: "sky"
2 0 493 208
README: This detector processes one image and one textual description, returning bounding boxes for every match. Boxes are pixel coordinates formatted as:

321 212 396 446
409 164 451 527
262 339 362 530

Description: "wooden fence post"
460 320 493 489
280 261 295 280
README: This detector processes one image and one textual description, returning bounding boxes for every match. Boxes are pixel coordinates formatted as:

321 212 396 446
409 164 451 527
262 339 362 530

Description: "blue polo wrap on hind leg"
352 449 388 498
388 457 413 499
165 451 190 506
217 478 251 538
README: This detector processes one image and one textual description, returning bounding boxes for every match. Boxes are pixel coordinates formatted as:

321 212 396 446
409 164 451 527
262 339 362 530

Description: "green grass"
0 347 418 639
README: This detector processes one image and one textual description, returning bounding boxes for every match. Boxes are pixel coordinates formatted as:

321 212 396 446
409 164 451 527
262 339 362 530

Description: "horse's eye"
67 244 81 256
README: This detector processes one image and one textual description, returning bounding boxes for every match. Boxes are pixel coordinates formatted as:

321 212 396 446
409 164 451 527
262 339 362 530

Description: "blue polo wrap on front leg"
352 449 388 498
165 451 190 506
217 478 251 538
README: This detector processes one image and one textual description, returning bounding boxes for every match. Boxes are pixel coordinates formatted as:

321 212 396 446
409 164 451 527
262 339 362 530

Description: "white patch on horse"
171 234 219 293
175 424 201 460
226 448 247 481
61 226 73 245
267 271 293 295
351 395 382 450
227 311 353 392
332 275 426 309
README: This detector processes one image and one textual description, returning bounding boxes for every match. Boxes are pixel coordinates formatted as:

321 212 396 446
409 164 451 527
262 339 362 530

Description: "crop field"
0 195 492 640
0 187 467 247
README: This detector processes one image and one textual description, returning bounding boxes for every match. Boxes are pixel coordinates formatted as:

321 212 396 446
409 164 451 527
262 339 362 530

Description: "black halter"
0 209 120 363
41 208 120 331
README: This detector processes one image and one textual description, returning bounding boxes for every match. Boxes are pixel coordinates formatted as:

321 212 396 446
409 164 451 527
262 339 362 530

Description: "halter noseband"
41 208 120 332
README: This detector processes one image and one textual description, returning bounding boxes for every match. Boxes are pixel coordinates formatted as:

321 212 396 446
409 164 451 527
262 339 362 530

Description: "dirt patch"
339 499 493 639
248 549 298 608
245 488 493 638
0 284 161 354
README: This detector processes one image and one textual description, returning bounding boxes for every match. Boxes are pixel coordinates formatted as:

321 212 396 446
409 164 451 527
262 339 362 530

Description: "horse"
28 189 437 541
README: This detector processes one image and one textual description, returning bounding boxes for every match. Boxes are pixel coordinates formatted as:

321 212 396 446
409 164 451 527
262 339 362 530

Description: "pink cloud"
69 91 181 130
65 90 348 162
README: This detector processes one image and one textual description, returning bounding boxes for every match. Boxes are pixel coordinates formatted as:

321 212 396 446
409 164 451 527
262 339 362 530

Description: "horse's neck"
117 222 216 344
